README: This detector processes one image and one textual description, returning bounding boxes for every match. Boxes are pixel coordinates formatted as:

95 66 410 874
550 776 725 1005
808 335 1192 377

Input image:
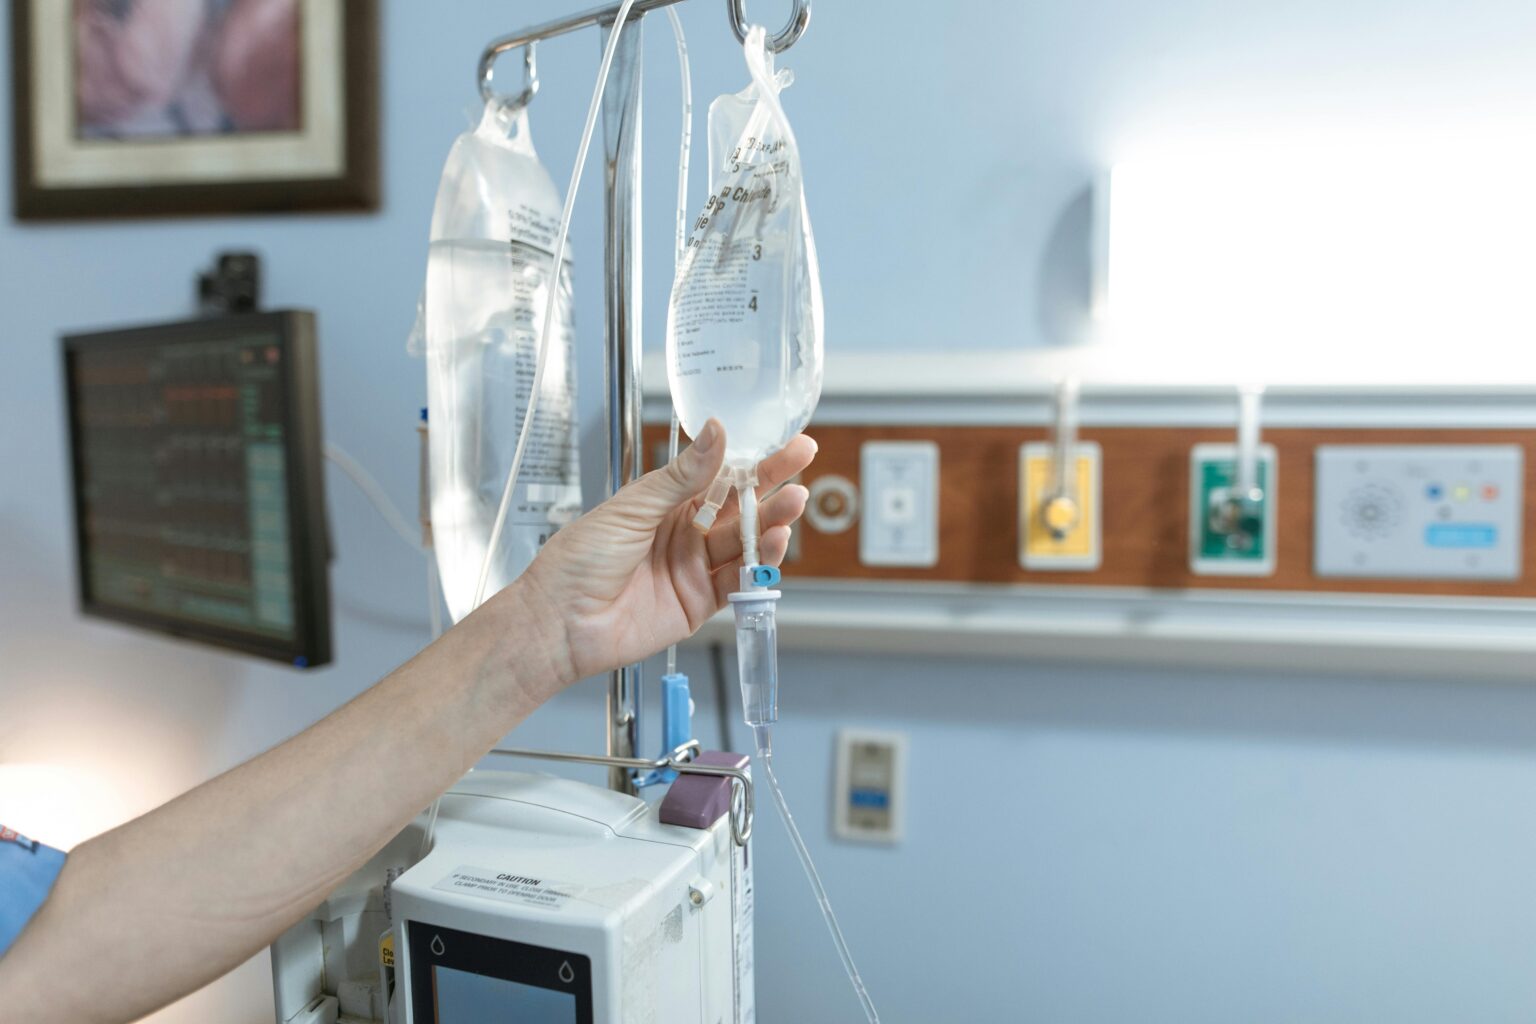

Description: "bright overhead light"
0 762 127 851
1101 139 1536 385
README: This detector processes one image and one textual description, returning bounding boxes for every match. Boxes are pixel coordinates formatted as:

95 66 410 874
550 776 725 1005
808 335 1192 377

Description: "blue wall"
5 2 1536 1021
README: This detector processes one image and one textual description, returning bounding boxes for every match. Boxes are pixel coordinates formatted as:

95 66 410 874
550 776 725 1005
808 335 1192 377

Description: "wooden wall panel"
643 424 1536 598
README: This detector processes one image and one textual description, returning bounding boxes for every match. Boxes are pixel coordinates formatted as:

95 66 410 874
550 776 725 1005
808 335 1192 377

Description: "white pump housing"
270 771 753 1024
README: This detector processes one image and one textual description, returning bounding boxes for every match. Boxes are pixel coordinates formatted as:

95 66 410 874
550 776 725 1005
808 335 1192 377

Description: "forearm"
0 580 570 1024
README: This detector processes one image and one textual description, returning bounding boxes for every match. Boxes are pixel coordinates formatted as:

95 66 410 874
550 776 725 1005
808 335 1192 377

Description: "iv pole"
477 0 811 796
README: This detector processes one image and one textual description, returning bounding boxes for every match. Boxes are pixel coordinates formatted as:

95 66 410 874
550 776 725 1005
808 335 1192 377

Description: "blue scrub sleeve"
0 826 66 957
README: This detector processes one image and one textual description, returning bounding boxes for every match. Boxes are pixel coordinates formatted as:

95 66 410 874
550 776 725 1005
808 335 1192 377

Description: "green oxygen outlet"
1189 442 1278 576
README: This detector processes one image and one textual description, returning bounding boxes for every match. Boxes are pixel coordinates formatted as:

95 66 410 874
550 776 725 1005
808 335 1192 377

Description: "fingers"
757 435 818 493
759 523 792 566
705 483 808 569
710 434 818 520
711 525 793 605
618 419 725 528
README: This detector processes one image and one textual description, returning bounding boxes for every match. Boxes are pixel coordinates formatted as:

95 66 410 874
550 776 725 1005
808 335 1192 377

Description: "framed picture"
10 0 378 220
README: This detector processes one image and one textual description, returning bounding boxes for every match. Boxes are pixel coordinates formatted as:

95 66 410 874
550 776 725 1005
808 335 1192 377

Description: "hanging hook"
478 39 539 112
728 0 812 53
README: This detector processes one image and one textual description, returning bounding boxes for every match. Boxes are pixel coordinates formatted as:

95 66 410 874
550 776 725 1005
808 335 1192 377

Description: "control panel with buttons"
1314 445 1524 580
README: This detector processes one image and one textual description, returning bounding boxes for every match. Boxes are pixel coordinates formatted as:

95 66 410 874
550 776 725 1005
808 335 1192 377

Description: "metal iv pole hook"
479 39 539 113
728 0 812 53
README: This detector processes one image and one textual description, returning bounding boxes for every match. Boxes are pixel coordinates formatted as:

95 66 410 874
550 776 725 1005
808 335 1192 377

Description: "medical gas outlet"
1020 441 1102 570
1021 379 1101 571
1189 443 1278 576
1190 387 1276 576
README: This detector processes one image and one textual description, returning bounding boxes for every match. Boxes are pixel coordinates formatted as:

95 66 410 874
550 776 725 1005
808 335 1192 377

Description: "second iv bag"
666 27 824 468
420 102 581 623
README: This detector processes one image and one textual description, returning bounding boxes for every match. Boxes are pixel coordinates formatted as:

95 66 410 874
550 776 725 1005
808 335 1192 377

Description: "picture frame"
10 0 379 220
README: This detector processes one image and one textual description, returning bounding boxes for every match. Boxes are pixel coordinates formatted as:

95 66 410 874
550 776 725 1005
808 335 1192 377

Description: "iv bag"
666 26 823 468
421 102 581 623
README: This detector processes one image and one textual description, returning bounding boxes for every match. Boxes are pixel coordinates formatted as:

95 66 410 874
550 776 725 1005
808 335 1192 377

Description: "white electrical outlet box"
834 729 907 844
859 441 939 567
1314 445 1524 580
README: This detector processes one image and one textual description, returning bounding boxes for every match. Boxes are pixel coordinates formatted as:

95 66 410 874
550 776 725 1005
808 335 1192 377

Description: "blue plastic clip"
657 673 691 783
636 672 693 787
750 564 781 588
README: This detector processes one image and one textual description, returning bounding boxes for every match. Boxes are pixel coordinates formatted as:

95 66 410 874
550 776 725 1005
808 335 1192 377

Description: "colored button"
1482 483 1500 501
1452 483 1472 502
1425 483 1444 501
1426 523 1498 549
1042 495 1080 533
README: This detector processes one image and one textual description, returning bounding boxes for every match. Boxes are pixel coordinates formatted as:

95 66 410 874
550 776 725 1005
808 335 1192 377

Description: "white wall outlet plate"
833 729 907 844
859 441 939 567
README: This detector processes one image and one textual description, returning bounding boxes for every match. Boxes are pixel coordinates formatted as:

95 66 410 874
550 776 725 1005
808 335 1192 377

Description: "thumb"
622 419 726 524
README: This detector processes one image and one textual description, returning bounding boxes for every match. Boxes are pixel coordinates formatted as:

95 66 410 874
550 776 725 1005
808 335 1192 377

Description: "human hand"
514 420 814 685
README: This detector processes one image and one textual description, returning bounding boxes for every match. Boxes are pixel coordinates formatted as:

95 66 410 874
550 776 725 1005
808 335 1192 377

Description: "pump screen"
407 921 593 1024
434 966 577 1022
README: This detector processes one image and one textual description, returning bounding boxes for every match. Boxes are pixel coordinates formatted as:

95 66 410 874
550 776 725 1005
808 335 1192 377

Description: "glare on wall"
0 763 119 850
1102 142 1536 385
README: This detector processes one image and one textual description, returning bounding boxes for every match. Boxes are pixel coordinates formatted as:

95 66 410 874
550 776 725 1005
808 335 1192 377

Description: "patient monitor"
271 770 753 1024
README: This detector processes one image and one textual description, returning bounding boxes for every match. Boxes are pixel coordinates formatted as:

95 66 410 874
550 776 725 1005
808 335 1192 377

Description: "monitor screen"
434 966 578 1022
62 311 330 667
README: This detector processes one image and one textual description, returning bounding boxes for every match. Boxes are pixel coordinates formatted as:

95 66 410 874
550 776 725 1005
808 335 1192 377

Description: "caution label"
433 865 578 911
379 932 394 968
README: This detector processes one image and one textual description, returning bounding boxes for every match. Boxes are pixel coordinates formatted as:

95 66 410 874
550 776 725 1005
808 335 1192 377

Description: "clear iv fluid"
668 234 817 465
736 606 777 720
666 19 822 466
424 237 578 617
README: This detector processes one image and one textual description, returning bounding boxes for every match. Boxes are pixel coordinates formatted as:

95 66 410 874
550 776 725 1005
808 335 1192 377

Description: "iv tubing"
664 2 690 681
447 0 639 864
665 5 691 268
320 440 443 638
472 0 640 611
323 442 422 551
737 473 760 567
761 752 881 1023
734 474 878 1021
664 403 681 688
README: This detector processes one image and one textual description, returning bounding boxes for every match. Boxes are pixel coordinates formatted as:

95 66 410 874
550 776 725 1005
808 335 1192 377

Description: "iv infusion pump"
270 772 754 1024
